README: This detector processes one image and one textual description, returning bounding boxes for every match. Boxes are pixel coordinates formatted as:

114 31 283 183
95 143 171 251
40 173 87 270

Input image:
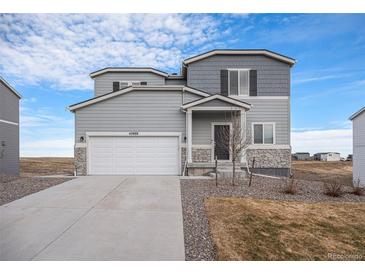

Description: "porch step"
209 168 247 179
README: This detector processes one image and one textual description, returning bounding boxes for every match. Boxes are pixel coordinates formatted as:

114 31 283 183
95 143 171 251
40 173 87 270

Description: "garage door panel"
88 135 179 175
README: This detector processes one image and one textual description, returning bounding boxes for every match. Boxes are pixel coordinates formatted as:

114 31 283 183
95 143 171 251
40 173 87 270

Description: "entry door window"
214 125 230 160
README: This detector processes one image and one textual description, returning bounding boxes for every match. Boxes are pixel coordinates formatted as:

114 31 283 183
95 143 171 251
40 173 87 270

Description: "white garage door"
88 136 180 175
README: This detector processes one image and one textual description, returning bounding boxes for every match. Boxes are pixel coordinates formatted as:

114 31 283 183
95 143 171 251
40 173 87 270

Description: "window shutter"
249 70 257 96
220 70 228 96
140 81 147 85
113 82 120 92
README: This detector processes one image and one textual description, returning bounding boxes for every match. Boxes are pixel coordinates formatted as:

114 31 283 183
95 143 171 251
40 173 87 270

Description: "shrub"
324 177 344 197
352 179 364 196
284 174 298 195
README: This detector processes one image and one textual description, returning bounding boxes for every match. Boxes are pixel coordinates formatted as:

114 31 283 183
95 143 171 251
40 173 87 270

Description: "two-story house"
69 49 295 176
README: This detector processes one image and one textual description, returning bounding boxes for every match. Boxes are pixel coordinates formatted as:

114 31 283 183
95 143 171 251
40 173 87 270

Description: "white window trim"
251 122 276 145
227 68 250 96
211 122 232 162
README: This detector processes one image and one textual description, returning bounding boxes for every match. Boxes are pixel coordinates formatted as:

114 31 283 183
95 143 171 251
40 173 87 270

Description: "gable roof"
68 85 209 111
0 76 22 98
349 107 365 120
89 67 170 78
183 49 296 66
181 94 251 110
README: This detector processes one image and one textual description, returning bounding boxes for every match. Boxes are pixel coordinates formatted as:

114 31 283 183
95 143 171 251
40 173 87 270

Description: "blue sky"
0 13 364 157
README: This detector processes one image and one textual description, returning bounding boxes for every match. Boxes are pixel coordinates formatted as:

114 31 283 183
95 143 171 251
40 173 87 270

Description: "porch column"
186 109 193 163
240 109 246 142
240 109 247 163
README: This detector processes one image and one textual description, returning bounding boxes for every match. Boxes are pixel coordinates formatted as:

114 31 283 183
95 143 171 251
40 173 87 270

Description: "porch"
181 94 251 175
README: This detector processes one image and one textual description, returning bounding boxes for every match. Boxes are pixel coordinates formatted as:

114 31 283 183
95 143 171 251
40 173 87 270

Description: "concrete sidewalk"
0 176 185 260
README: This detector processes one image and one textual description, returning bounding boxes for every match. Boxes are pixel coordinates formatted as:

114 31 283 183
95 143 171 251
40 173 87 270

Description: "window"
253 123 275 144
113 81 146 92
120 81 143 87
228 69 250 96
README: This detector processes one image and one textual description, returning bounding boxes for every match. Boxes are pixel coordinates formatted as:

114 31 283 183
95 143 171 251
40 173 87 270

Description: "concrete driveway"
0 176 185 260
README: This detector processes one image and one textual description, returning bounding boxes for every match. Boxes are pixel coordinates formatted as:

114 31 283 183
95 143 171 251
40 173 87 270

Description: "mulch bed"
0 175 72 206
180 177 365 261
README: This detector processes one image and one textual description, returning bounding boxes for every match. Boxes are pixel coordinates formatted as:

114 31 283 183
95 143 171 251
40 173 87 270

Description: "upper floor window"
228 69 250 96
252 122 275 144
113 81 147 92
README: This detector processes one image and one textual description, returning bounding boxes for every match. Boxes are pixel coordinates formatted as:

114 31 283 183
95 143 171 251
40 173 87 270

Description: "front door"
214 124 230 160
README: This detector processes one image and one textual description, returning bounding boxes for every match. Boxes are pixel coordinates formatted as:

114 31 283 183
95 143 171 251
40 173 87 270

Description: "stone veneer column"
74 145 87 175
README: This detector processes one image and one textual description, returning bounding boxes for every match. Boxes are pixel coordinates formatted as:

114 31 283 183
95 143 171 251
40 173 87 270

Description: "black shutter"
249 70 257 96
220 70 228 96
113 82 120 92
140 81 147 85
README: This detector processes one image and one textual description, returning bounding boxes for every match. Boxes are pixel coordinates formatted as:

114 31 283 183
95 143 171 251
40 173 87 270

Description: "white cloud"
19 99 74 156
0 14 226 90
292 128 352 157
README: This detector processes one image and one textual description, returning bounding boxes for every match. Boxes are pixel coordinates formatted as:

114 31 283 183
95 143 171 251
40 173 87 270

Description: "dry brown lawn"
292 160 352 186
20 157 74 177
205 197 365 260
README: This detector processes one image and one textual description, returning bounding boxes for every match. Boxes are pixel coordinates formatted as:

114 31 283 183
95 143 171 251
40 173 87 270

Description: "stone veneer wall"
75 146 87 175
246 149 291 168
192 148 211 162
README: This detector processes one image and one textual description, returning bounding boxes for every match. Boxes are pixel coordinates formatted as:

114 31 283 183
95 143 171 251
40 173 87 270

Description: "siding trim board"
0 76 22 98
90 67 169 78
69 85 209 111
350 107 365 120
183 49 296 66
182 94 251 110
0 119 19 126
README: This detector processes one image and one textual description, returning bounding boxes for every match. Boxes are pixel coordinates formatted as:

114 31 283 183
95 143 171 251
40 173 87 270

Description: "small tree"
352 178 364 196
284 173 299 195
217 111 250 186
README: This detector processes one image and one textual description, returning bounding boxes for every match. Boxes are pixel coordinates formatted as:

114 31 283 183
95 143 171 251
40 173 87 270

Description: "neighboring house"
350 107 365 187
69 49 295 176
313 152 341 161
293 152 311 160
0 77 21 175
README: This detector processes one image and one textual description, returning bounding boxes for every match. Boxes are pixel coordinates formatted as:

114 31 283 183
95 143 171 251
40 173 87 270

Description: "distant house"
350 107 365 187
0 77 21 175
293 152 311 160
313 152 340 162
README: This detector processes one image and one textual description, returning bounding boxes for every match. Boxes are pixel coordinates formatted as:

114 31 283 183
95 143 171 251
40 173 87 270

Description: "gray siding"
245 98 290 145
165 79 187 85
0 81 20 175
0 123 19 175
94 72 166 96
187 55 290 96
193 99 238 108
183 92 203 104
191 98 290 145
192 111 233 144
0 81 19 123
353 111 365 186
75 90 186 142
